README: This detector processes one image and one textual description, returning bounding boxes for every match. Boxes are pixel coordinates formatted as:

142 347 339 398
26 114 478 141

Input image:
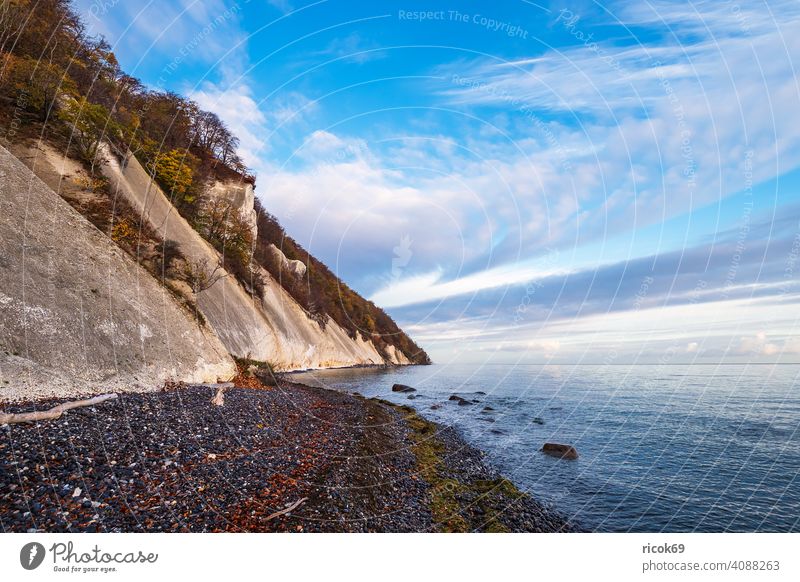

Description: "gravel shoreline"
0 378 578 532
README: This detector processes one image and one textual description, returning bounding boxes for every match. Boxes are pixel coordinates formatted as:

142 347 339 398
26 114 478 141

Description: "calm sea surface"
292 363 800 532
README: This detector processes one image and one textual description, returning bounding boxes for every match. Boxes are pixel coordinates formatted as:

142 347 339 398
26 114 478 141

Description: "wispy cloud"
75 0 248 70
370 255 567 307
312 32 387 64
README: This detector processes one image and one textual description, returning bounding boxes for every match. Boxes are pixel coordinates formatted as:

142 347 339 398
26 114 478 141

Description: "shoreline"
0 377 577 533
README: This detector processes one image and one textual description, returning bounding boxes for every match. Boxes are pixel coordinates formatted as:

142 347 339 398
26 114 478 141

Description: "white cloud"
735 331 783 356
270 92 318 125
525 339 561 358
370 259 568 308
437 0 800 242
410 297 800 364
255 0 800 314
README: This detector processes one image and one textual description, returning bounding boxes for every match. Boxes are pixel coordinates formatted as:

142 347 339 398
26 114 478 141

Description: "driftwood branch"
0 393 118 425
207 382 235 406
265 498 308 522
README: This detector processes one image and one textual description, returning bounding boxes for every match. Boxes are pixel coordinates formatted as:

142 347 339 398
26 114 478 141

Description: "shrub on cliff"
0 54 76 121
58 98 120 165
146 148 199 208
195 198 263 297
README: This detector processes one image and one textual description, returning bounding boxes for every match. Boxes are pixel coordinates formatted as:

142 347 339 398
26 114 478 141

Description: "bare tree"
184 258 228 295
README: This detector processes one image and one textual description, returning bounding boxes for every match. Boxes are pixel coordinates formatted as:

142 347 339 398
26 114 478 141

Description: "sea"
291 363 800 532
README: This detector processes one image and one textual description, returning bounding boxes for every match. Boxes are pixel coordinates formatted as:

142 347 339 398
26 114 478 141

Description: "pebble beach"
0 377 576 533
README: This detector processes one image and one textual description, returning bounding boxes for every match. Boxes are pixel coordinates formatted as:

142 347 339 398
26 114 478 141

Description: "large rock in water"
392 383 416 393
0 146 236 402
448 394 472 405
541 443 579 460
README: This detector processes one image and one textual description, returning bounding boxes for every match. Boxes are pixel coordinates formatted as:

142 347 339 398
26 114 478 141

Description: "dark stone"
482 406 495 412
392 384 416 393
449 394 471 405
541 443 578 460
532 417 544 425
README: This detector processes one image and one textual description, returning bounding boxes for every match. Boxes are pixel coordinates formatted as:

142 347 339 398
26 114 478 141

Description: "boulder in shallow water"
392 384 416 393
449 394 471 405
541 443 579 460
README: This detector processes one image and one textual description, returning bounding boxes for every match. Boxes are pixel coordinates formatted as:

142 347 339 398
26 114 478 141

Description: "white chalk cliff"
0 146 237 402
204 178 258 242
99 149 410 370
0 141 415 403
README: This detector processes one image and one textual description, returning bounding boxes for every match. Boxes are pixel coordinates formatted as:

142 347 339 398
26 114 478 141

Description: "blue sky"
75 0 800 363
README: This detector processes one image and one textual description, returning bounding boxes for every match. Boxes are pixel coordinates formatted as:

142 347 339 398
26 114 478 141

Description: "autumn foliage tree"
58 97 118 164
196 198 259 294
147 148 199 208
0 1 249 185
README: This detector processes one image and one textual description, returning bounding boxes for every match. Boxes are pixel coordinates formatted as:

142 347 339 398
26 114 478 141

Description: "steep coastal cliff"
0 140 423 402
0 0 426 403
101 148 409 369
0 146 236 402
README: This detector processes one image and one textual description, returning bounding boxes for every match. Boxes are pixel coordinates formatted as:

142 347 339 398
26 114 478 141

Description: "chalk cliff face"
100 149 410 370
0 139 418 402
204 179 258 242
0 146 237 403
267 244 307 278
